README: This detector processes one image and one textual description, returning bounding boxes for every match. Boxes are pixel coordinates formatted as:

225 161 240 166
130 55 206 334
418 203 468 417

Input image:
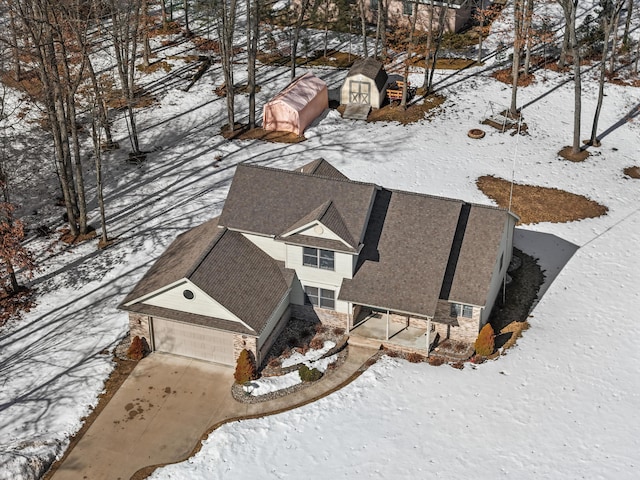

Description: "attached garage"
151 317 235 365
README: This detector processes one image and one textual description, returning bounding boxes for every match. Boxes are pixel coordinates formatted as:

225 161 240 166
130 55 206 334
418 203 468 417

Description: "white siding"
290 222 346 243
242 233 286 261
143 280 243 324
285 244 354 284
481 215 517 325
258 292 291 348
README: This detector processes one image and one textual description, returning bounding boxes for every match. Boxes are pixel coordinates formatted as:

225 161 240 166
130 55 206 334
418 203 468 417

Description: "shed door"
152 318 235 365
350 81 371 104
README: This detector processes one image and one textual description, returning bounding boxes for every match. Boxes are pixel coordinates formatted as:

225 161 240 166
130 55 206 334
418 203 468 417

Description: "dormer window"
303 247 335 270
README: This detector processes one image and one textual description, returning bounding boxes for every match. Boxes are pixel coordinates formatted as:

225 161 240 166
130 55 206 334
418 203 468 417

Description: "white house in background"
120 159 518 366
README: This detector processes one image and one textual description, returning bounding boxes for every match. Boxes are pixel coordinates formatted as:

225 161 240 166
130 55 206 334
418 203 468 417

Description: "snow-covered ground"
1 3 640 479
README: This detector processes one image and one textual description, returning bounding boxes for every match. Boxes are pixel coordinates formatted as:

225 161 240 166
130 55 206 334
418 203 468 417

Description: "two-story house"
120 159 517 366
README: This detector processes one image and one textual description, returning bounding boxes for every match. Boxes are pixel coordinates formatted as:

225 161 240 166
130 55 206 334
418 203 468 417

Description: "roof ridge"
388 188 515 215
237 162 379 188
185 226 227 279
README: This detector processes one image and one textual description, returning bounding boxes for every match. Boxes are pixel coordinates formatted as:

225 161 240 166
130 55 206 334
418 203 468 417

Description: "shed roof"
347 57 388 91
266 72 327 111
219 163 377 249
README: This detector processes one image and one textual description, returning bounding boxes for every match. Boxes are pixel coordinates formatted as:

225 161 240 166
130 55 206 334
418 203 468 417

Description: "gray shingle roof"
278 200 358 251
121 217 225 306
339 189 462 317
296 158 349 180
347 58 388 92
219 163 377 246
446 207 511 306
121 226 290 335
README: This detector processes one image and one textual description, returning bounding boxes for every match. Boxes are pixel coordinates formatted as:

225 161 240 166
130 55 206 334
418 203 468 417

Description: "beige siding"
258 292 290 348
481 215 517 326
340 74 384 108
242 232 286 261
151 317 235 365
290 222 347 243
285 244 354 283
143 280 242 324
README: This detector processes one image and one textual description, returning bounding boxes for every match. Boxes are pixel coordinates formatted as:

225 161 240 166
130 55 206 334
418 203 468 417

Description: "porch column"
347 302 352 332
386 310 390 340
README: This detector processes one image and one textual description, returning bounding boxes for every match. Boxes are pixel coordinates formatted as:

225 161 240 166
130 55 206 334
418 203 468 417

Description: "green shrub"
298 365 322 382
474 323 495 357
234 349 257 384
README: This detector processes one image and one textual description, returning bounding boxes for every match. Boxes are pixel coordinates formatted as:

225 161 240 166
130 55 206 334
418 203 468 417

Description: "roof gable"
279 200 357 249
347 58 388 91
295 158 349 180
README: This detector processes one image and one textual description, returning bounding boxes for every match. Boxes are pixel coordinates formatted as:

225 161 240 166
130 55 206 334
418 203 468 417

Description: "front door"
350 81 370 105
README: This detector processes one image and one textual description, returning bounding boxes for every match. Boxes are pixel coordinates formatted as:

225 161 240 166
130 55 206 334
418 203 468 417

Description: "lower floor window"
305 286 335 310
450 303 473 318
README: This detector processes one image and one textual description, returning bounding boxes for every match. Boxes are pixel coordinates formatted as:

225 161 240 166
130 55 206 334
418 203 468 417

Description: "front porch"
348 308 438 352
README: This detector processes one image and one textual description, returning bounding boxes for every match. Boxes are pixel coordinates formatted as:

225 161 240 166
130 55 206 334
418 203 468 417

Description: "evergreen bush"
234 349 257 384
474 323 495 356
298 365 322 382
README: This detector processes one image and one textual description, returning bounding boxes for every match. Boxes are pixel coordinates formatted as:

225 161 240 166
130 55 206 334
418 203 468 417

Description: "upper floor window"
450 303 473 318
370 0 378 11
303 247 335 270
402 0 412 15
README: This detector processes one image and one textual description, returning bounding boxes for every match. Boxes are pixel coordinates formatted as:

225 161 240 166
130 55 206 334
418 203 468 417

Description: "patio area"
349 310 436 351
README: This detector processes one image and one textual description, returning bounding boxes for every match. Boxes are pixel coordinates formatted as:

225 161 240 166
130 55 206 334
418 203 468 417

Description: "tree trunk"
609 10 619 73
426 1 448 94
359 0 368 57
219 0 238 132
559 1 582 155
91 108 108 244
622 0 633 48
291 0 311 80
424 0 434 88
590 0 625 146
247 0 259 129
634 37 640 74
374 0 383 57
8 7 21 82
401 2 419 108
142 0 151 67
558 24 569 69
160 0 168 27
510 0 525 116
523 0 534 74
184 0 191 35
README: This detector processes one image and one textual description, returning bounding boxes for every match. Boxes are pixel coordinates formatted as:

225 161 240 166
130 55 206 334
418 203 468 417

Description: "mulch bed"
491 68 536 87
220 123 305 143
338 94 445 125
477 175 608 225
558 145 590 162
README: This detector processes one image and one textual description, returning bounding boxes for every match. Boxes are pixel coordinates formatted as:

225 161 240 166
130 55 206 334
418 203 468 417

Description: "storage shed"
262 72 328 136
341 58 388 109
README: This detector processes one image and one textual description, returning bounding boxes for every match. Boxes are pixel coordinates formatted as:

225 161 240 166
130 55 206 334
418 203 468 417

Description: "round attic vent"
314 225 324 234
183 289 195 300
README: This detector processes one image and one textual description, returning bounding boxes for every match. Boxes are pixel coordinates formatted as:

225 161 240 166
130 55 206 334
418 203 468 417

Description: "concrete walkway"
51 344 378 480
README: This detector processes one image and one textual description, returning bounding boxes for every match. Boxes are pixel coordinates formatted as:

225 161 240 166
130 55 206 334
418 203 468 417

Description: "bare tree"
246 0 259 129
358 0 368 57
557 0 583 155
589 0 626 146
401 1 419 108
423 0 450 94
510 0 526 115
291 0 312 79
109 0 144 157
622 0 634 48
217 0 238 132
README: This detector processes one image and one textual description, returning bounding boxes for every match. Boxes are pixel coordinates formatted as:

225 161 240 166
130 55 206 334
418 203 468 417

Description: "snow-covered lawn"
1 2 640 478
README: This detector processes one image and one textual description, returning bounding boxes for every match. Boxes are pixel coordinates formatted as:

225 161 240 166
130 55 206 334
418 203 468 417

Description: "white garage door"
152 318 235 365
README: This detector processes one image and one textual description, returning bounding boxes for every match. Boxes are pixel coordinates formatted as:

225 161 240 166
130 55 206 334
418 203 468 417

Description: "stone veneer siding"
291 304 348 329
129 313 151 344
433 299 482 344
233 334 258 365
